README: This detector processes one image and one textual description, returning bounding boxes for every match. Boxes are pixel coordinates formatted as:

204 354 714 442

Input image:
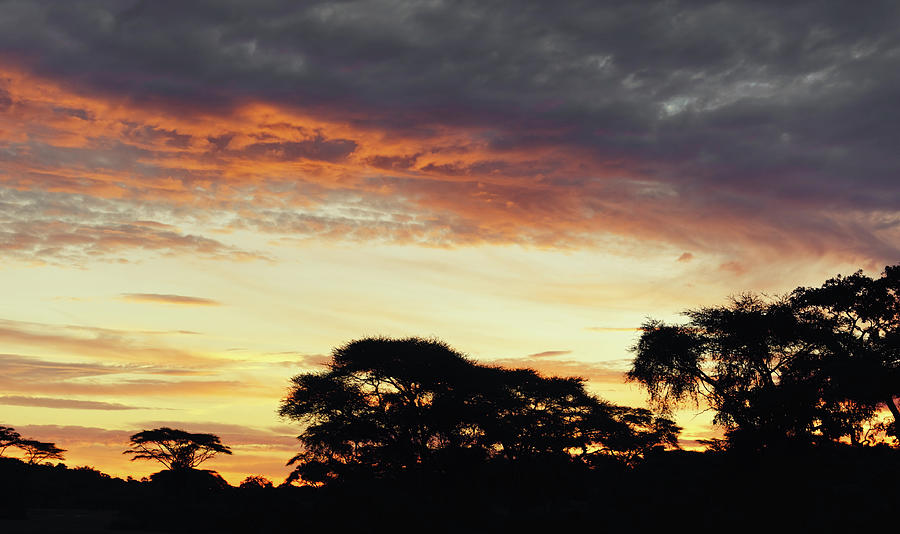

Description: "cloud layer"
0 1 897 268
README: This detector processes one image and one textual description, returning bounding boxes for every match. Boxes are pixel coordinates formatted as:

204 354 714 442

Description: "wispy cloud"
0 375 272 399
0 318 211 364
487 355 631 385
9 425 132 448
526 350 572 358
0 395 145 410
121 293 222 306
268 353 332 369
0 353 208 381
0 188 269 265
585 326 644 333
0 353 273 399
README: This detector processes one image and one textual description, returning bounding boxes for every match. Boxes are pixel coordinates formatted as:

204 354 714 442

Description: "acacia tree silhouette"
628 265 900 449
279 336 678 484
124 427 232 471
16 439 66 464
791 266 900 439
0 426 21 456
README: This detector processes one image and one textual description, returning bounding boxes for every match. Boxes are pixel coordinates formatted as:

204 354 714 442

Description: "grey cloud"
367 154 420 171
0 87 12 110
240 136 357 162
0 188 268 264
1 1 899 263
123 124 192 149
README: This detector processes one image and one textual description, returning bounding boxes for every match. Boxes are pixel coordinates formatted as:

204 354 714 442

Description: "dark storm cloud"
1 0 899 263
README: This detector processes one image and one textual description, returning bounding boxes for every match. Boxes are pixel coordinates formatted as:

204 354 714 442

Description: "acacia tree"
628 295 836 446
628 266 900 449
124 428 232 471
16 439 66 464
0 426 21 456
791 266 900 439
279 336 678 484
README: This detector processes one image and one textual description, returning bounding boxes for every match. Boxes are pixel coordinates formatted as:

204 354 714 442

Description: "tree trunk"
885 396 900 437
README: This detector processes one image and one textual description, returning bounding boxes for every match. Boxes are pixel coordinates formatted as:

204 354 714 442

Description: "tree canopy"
628 265 900 449
124 427 232 471
791 266 900 437
0 425 65 464
279 336 678 484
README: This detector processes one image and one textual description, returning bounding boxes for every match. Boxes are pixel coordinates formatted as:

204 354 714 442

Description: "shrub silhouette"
239 475 273 489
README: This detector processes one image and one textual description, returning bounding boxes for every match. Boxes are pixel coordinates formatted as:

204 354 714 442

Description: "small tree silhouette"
124 427 232 471
16 439 66 464
0 426 21 456
239 475 273 489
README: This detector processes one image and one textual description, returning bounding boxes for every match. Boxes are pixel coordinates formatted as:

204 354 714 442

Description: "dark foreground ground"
2 447 899 533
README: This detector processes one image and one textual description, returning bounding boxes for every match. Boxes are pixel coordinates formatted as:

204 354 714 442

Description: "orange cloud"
1 62 897 271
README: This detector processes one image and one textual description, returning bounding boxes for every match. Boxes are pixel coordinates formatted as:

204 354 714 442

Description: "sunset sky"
1 0 899 484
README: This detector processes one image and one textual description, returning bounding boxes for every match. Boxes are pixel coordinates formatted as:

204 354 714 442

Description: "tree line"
2 265 898 488
2 265 899 532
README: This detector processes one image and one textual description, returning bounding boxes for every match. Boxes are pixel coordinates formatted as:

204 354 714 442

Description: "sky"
1 0 899 484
